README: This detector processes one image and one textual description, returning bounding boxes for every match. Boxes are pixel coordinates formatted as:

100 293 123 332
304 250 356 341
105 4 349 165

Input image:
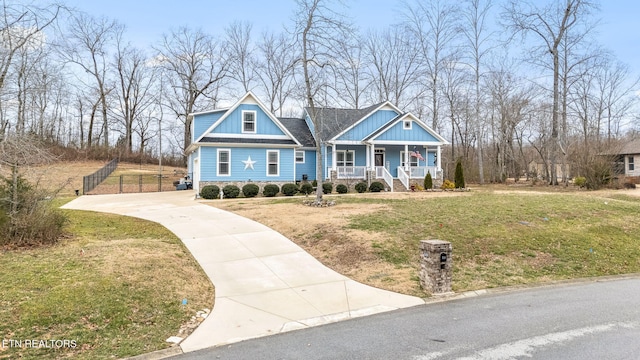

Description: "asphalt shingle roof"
278 117 316 148
305 102 386 141
618 140 640 155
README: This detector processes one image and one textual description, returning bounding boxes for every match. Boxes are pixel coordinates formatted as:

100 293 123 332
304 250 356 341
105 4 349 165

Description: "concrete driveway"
62 191 425 352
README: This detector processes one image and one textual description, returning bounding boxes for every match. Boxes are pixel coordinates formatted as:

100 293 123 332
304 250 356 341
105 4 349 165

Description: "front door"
374 152 384 167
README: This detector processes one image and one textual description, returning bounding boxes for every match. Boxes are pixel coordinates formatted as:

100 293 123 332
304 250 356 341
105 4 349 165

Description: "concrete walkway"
62 191 425 352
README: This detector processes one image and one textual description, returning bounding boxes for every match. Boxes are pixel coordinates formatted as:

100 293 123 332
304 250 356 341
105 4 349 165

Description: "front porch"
325 143 444 191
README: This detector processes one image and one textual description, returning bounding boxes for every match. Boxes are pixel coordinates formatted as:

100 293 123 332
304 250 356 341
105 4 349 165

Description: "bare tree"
403 0 461 131
364 27 422 108
0 1 60 92
332 31 370 109
60 13 121 148
503 0 596 185
461 0 494 184
154 26 227 155
113 33 155 154
254 30 299 116
486 65 535 182
294 0 352 203
224 21 255 94
0 0 61 138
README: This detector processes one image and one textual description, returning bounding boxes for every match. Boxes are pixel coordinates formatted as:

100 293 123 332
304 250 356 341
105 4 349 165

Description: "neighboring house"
527 161 571 181
186 92 448 193
615 140 640 178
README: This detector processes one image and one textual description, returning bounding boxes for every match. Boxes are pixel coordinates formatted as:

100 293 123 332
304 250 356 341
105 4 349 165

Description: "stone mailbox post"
419 240 452 294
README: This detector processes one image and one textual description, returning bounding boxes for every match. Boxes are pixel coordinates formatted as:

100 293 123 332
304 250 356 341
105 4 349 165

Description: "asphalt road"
169 277 640 360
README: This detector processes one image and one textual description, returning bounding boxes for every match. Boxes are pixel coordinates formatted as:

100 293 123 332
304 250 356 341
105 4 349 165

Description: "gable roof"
304 102 388 141
618 140 640 155
279 117 316 148
192 91 301 146
365 113 449 144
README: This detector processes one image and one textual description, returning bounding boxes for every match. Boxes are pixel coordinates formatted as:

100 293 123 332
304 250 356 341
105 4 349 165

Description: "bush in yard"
424 172 433 190
355 181 368 193
262 184 279 197
369 181 385 192
222 185 240 199
574 176 587 188
312 180 317 187
242 184 259 198
0 175 67 246
322 182 333 194
441 179 455 190
336 184 348 194
300 182 314 195
454 158 465 189
282 183 299 196
200 185 220 199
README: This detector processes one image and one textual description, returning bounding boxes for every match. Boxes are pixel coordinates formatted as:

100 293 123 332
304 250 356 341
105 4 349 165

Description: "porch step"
392 179 409 192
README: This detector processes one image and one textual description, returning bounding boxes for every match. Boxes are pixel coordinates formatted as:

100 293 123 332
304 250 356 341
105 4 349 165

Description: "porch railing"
397 167 410 190
375 166 393 192
409 166 438 179
336 166 367 179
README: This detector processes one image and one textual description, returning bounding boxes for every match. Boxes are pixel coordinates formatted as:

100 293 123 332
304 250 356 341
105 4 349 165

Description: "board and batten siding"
211 104 286 136
375 121 440 142
295 150 317 181
336 110 398 141
193 111 225 141
199 146 295 182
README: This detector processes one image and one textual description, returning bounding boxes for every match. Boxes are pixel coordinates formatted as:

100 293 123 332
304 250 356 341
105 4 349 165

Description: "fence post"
139 175 143 193
119 175 123 194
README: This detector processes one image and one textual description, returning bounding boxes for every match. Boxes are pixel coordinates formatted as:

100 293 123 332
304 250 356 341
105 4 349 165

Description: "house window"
217 149 231 176
400 151 418 167
267 150 279 176
242 110 256 133
629 156 635 171
295 151 305 163
336 150 355 167
403 120 412 130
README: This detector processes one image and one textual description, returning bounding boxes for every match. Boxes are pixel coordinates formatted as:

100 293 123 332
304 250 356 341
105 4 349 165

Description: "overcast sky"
60 0 640 74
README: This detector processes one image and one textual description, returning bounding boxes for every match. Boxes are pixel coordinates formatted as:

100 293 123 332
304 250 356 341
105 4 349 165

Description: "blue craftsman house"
186 92 448 193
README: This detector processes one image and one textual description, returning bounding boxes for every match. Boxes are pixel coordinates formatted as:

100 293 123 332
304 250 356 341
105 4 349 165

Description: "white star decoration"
242 156 256 170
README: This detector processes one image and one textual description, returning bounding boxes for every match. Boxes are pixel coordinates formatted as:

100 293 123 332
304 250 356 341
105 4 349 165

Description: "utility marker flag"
410 151 424 161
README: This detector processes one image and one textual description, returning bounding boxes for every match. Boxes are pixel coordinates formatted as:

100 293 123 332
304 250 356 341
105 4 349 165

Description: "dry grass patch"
209 187 640 297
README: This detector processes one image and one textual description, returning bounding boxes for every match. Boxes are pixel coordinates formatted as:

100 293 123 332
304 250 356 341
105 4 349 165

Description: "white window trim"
242 110 257 134
629 156 635 172
295 150 305 163
217 148 231 177
267 150 280 177
403 120 412 130
336 150 355 167
400 151 418 167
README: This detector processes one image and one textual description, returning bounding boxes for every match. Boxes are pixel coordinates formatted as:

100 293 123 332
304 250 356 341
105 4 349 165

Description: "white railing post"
397 167 409 190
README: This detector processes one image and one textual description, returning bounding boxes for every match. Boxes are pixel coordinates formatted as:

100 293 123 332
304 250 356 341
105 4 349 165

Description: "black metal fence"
82 158 119 194
83 171 190 195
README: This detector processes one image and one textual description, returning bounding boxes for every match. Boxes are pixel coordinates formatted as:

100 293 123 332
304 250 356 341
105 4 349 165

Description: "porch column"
404 144 409 171
371 144 375 170
332 143 337 171
366 143 371 170
437 145 442 178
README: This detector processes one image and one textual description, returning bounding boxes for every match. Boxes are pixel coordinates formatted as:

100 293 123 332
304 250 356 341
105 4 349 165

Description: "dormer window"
242 110 256 133
403 120 412 130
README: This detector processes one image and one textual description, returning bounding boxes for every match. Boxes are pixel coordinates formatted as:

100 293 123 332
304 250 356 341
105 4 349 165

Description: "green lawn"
343 191 640 291
0 198 214 359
